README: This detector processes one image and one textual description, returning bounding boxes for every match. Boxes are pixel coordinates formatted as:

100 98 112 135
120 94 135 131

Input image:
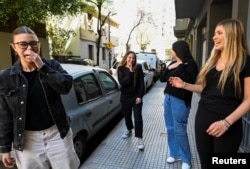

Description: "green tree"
0 0 86 27
0 0 89 55
46 16 76 56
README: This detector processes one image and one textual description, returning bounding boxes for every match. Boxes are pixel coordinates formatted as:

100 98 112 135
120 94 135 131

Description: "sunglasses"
13 41 40 49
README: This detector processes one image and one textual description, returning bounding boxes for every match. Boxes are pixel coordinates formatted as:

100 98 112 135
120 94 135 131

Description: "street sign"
106 42 113 49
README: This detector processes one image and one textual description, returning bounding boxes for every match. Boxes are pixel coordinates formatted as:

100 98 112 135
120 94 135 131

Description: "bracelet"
224 119 231 127
220 120 229 130
183 82 186 89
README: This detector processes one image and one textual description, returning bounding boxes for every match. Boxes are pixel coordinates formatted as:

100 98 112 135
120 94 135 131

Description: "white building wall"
65 22 81 56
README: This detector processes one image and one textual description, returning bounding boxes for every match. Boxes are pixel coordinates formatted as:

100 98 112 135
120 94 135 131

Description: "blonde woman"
169 19 250 169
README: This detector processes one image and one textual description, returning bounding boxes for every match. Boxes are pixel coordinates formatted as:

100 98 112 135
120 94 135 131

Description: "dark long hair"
117 51 138 86
118 51 137 69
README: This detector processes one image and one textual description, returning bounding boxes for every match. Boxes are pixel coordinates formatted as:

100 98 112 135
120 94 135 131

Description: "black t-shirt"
160 59 198 106
23 70 54 130
199 56 250 115
117 64 144 98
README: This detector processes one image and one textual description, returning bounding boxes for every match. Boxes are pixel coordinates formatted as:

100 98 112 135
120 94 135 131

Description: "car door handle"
109 100 113 104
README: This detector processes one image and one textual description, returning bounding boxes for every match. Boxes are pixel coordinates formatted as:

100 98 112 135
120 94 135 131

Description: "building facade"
50 12 119 70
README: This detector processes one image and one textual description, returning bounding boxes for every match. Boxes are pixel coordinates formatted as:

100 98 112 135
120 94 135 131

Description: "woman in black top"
117 51 145 150
160 40 198 169
169 19 250 169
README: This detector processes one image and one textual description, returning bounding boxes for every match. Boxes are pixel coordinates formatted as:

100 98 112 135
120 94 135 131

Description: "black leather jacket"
0 58 72 153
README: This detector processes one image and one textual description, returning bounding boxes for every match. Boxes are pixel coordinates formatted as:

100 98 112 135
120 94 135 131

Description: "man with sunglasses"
0 26 80 169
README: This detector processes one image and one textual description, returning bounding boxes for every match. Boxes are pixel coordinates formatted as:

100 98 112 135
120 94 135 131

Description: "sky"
105 0 176 60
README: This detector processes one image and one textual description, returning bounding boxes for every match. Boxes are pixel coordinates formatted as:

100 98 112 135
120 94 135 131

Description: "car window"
73 79 87 104
73 74 102 104
98 72 119 93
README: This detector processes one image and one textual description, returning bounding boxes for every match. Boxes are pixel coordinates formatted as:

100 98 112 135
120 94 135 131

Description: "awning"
175 0 205 19
174 0 205 38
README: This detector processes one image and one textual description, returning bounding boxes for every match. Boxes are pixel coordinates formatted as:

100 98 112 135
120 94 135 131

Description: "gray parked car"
60 64 121 162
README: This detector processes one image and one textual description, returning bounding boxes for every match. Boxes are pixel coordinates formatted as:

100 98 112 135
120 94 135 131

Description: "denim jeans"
164 93 191 163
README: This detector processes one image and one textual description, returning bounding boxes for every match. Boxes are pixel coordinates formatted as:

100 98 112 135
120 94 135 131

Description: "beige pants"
14 125 80 169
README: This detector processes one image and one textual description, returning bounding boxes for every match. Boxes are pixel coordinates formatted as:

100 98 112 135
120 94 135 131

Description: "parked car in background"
109 59 154 92
137 59 154 91
136 52 161 82
108 61 119 78
67 57 97 66
60 64 121 163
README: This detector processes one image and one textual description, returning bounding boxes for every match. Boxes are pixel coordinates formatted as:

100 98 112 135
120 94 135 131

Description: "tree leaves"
0 0 87 27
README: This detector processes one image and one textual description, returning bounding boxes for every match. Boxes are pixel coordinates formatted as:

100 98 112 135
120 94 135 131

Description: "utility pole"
108 14 111 69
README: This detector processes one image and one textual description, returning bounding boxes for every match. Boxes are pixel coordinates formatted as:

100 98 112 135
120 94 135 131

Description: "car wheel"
73 134 86 163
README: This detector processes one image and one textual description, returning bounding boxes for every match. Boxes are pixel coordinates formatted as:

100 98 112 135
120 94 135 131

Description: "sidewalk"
80 81 201 169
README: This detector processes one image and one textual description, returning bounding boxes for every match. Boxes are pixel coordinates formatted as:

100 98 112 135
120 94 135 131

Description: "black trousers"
120 95 143 138
195 106 242 169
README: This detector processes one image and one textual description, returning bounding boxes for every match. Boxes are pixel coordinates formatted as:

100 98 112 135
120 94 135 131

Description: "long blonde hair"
197 18 249 96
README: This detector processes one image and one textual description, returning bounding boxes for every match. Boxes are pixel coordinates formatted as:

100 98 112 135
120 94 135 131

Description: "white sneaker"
167 156 181 163
122 130 132 139
182 162 191 169
137 138 144 150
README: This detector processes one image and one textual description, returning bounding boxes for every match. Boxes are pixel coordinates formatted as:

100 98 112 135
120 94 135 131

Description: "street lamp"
107 12 117 69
